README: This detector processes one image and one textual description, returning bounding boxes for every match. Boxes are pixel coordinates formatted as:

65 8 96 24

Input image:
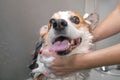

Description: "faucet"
99 66 109 72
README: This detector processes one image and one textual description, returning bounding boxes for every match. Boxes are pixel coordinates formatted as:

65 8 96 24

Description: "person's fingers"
50 56 65 66
52 71 72 76
49 64 64 72
49 64 77 76
55 72 66 76
50 64 73 73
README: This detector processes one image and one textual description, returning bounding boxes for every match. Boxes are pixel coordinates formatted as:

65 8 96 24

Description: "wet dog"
29 11 98 80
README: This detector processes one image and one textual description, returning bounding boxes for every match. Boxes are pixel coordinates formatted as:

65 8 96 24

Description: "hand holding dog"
50 53 87 76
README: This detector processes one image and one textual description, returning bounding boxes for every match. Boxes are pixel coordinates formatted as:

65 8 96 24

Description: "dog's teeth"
68 42 70 45
71 40 74 44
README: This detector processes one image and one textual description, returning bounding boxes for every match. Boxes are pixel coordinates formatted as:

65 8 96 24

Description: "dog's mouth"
50 36 82 56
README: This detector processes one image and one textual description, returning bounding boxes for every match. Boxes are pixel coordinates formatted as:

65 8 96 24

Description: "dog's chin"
49 36 82 56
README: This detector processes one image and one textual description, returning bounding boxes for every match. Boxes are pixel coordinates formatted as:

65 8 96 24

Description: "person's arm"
93 3 120 42
74 44 120 70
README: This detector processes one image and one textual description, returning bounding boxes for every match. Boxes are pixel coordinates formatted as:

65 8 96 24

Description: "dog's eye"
70 16 80 24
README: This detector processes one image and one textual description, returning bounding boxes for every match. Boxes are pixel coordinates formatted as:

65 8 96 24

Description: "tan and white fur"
32 11 99 80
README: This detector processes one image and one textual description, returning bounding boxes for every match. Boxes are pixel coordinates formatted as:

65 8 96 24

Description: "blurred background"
0 0 119 80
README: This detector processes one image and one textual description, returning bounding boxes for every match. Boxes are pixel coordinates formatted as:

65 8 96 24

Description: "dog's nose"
52 19 68 31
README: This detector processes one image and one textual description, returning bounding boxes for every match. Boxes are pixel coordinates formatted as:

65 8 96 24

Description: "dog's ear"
39 25 48 39
83 13 99 29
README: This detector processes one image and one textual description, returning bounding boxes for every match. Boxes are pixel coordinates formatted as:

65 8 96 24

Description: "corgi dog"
29 11 99 80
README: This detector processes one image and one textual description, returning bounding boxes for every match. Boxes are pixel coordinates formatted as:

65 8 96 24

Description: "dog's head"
40 11 98 56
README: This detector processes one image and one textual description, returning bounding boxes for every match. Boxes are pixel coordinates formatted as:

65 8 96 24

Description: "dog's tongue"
50 40 69 52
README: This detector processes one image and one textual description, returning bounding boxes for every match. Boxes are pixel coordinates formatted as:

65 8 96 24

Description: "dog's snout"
51 19 67 31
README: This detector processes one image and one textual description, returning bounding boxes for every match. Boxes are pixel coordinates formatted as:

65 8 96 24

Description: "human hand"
49 54 80 76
